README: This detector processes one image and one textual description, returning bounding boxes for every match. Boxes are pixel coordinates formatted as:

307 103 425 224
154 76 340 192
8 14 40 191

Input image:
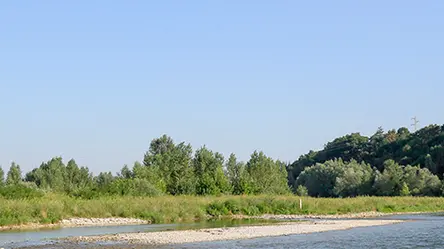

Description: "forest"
1 124 444 199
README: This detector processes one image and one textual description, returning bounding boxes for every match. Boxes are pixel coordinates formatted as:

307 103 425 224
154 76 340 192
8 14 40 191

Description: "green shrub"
223 199 241 214
206 201 229 216
0 184 44 199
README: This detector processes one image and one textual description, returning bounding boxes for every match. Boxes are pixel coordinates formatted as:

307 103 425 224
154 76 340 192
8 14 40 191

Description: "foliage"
226 154 251 195
400 182 410 196
0 167 4 186
288 124 444 188
4 124 444 200
333 160 374 197
143 135 195 195
3 195 444 227
295 185 308 196
296 159 344 197
295 159 374 197
372 160 441 197
0 183 44 199
295 158 441 197
6 162 22 185
193 146 230 195
245 151 290 195
108 178 163 197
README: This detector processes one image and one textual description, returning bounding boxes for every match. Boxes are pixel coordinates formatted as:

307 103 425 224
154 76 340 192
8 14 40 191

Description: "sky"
1 1 443 174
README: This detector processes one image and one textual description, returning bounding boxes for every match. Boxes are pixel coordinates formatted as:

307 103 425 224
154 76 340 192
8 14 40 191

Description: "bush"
223 199 241 214
70 187 103 199
108 178 163 197
206 201 229 216
0 184 44 199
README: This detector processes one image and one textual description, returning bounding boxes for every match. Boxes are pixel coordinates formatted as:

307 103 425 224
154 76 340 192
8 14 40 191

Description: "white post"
299 198 302 210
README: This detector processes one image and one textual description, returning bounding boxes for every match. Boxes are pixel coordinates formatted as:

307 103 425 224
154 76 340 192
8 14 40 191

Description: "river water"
2 214 444 249
0 219 279 248
168 214 444 249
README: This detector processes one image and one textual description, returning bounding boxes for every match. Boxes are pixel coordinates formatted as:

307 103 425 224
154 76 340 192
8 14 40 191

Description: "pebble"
65 219 405 245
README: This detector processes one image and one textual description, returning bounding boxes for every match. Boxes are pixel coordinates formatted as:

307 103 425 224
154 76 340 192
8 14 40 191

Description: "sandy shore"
65 219 405 246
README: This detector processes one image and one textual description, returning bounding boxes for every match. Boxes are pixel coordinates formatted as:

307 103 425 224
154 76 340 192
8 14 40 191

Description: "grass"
1 194 444 226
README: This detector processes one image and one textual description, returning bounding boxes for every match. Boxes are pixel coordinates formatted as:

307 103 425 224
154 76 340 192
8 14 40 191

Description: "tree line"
1 124 444 199
288 124 444 197
0 135 289 199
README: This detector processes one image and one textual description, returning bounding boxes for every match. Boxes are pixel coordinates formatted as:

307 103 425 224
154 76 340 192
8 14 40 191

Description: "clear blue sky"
1 1 443 174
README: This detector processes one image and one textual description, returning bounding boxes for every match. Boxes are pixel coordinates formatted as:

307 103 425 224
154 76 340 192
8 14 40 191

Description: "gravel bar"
65 219 405 246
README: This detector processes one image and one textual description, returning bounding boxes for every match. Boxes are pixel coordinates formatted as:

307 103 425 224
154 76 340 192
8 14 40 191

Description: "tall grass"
1 194 444 226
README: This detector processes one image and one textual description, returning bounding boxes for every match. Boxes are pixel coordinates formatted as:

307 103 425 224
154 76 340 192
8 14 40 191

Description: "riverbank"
63 219 405 246
1 194 444 230
0 217 151 231
0 211 419 232
234 210 435 220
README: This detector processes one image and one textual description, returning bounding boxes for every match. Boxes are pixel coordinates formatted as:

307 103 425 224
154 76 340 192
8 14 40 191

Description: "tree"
143 135 195 195
431 145 444 177
403 165 441 196
132 161 164 191
65 159 80 189
296 159 344 197
287 150 318 190
400 182 410 196
295 158 377 197
226 153 248 194
320 133 369 163
333 160 375 197
246 151 289 195
288 124 444 186
193 146 229 195
425 154 437 174
95 171 115 191
64 159 94 194
373 160 404 196
25 157 66 192
118 165 133 179
6 162 22 185
0 166 4 186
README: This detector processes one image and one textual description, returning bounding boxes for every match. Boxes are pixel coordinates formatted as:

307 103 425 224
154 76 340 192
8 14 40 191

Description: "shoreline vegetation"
2 125 444 233
1 195 444 231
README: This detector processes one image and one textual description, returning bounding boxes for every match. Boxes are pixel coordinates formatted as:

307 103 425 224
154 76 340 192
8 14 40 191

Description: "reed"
1 194 444 226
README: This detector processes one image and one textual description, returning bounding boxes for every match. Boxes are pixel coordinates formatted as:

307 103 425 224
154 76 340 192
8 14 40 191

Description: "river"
2 214 444 248
167 214 444 249
0 219 279 248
